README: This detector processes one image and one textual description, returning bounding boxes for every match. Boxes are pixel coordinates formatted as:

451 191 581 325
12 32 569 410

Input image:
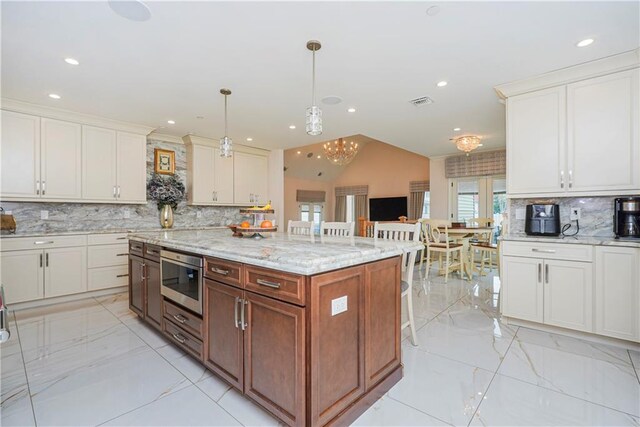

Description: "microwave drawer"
204 257 242 288
245 266 306 306
502 241 593 262
163 300 203 340
163 320 203 361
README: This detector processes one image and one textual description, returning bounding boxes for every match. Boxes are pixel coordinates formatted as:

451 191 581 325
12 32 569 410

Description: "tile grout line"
385 395 455 426
12 311 39 427
628 350 640 384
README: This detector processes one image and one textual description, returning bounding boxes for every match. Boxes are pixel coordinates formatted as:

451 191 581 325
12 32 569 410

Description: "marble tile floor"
1 267 639 426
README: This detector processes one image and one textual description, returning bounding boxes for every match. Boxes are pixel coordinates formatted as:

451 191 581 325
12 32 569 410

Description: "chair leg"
480 250 486 276
419 247 424 270
471 248 475 276
406 289 418 346
445 252 450 283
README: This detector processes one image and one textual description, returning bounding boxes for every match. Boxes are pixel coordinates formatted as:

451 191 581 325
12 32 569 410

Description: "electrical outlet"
123 209 130 219
570 207 581 221
515 208 526 220
40 210 49 220
196 211 203 219
331 296 348 316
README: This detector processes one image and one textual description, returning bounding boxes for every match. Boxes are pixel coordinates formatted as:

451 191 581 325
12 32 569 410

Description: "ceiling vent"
409 96 434 107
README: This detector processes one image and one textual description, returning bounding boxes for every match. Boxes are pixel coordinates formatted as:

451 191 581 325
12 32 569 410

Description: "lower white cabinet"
87 236 129 291
543 259 593 332
44 247 87 298
502 256 543 323
594 246 640 341
0 249 44 303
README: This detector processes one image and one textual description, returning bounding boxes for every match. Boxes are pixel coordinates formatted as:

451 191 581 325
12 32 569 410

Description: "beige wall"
428 157 449 220
284 176 334 226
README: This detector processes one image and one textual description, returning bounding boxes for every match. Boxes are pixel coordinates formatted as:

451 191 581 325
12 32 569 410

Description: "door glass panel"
313 204 322 234
422 191 430 218
300 204 310 222
493 178 507 242
457 180 479 222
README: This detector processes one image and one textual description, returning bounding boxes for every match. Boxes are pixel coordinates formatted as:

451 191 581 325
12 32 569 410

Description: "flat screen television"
369 197 408 221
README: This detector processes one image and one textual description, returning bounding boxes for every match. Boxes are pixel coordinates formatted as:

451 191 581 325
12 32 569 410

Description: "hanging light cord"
311 47 316 106
224 94 228 136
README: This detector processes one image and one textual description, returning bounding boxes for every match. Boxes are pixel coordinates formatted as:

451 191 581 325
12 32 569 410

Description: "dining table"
437 226 494 280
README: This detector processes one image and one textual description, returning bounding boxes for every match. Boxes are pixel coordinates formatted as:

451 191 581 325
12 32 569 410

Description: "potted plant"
147 174 186 228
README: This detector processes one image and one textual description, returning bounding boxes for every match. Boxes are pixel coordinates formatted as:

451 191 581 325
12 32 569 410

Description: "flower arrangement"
147 174 186 210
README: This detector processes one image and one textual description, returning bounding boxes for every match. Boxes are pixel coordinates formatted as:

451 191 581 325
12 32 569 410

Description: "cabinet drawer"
87 233 128 245
88 265 129 291
163 319 203 360
245 266 305 306
144 244 161 262
204 257 242 287
502 241 593 262
1 234 87 251
129 240 144 257
163 300 203 339
88 244 129 268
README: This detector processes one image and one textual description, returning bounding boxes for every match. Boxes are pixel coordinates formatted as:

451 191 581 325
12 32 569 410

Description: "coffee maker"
614 197 640 238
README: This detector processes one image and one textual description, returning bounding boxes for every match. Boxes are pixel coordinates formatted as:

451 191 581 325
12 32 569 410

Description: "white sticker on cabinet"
331 296 348 316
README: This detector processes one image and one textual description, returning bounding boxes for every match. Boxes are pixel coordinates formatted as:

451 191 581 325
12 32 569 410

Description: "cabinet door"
595 247 639 341
507 87 566 195
243 291 305 426
129 255 145 317
189 144 215 205
543 259 593 332
82 125 117 200
0 250 44 303
234 152 268 205
567 69 639 193
116 132 147 202
214 148 234 204
0 111 40 198
501 256 543 322
203 279 244 390
44 246 87 297
145 260 162 330
40 118 82 199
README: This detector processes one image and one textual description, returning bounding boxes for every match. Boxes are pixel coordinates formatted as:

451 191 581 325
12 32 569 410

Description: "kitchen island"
128 229 422 427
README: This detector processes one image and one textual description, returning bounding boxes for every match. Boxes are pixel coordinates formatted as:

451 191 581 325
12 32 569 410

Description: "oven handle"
161 257 203 270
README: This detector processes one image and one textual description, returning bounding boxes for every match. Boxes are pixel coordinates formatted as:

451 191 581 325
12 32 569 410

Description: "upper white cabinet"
234 151 269 205
1 111 40 198
40 118 83 199
215 149 235 204
567 69 639 192
116 132 147 202
83 126 117 200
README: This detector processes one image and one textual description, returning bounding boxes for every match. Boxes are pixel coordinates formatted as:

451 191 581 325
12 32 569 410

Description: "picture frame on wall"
154 148 175 175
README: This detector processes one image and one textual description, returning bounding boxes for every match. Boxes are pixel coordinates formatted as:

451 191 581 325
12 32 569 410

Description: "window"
346 195 355 222
422 191 430 218
299 203 323 234
456 179 479 221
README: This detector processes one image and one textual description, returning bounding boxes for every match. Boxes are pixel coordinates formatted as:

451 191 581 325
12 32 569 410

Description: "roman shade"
296 190 326 203
335 185 368 197
409 180 430 192
445 150 506 178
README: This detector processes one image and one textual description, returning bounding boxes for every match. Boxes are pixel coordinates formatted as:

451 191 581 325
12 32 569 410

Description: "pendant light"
219 88 233 157
306 40 322 136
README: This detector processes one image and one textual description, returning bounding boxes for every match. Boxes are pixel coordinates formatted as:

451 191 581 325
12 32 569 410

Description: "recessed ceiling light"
296 151 301 155
437 81 448 87
167 120 175 124
317 155 321 159
426 5 441 16
347 107 356 113
246 137 253 142
48 93 61 99
321 96 342 105
289 125 296 129
108 0 151 22
453 127 461 131
576 38 594 47
64 57 79 65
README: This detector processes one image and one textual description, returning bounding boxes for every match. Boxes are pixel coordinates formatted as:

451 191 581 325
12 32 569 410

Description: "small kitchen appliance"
160 250 204 314
614 197 640 238
525 204 561 236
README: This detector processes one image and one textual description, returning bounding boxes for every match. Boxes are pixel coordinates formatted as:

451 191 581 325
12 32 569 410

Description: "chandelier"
452 135 483 156
305 40 322 136
323 138 359 165
219 88 233 157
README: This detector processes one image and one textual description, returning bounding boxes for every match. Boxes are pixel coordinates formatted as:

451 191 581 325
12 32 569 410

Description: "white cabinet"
0 250 44 303
502 256 544 323
188 143 216 204
234 151 269 205
44 246 87 297
40 118 83 199
567 69 639 192
543 259 593 332
594 246 639 341
214 149 234 204
1 111 40 198
507 87 566 195
82 128 146 203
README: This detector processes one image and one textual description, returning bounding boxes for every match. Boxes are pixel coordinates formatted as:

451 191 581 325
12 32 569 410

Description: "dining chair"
374 221 421 346
419 219 463 283
320 221 355 237
469 217 495 273
287 220 314 236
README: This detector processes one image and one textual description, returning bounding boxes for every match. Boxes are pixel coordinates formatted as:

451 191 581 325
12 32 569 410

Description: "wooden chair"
419 219 463 283
320 221 355 237
287 220 314 236
374 221 421 346
468 217 496 274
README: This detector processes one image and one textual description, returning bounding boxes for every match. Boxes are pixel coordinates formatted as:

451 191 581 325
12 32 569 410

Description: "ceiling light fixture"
453 127 461 131
426 5 441 16
48 93 61 99
323 138 360 166
576 38 594 47
167 120 175 124
246 137 253 142
296 151 301 155
64 58 79 65
317 155 321 159
451 135 483 156
306 40 322 136
108 0 151 22
437 81 448 87
219 88 233 158
289 125 296 129
347 107 356 113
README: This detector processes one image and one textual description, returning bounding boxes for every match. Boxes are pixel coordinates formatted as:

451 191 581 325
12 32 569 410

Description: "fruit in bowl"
260 220 273 228
240 221 251 229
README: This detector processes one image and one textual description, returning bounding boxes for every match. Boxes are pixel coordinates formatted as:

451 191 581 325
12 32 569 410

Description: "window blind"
445 150 506 178
296 190 326 203
335 185 368 197
409 180 430 192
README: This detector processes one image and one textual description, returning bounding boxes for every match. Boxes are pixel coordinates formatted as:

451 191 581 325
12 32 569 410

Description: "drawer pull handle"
34 241 54 245
116 274 129 278
146 250 159 255
116 253 128 256
173 314 188 324
211 267 229 276
116 237 128 240
172 333 186 344
256 279 281 289
531 249 556 253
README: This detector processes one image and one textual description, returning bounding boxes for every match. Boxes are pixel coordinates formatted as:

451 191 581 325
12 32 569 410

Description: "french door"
450 176 506 239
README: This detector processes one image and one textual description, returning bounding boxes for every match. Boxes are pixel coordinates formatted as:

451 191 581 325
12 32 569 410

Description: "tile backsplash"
508 196 618 237
1 139 248 234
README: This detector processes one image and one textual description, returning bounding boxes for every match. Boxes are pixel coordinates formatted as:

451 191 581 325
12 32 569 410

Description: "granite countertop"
0 226 227 238
501 234 640 248
129 229 423 275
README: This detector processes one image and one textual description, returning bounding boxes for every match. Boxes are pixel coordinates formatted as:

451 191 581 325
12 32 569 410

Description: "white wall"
428 157 449 220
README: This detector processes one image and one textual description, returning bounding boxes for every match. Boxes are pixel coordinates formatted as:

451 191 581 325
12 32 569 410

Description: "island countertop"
128 229 423 275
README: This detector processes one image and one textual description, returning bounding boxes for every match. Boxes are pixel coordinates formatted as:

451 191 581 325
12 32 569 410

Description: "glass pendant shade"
306 106 322 136
219 136 232 158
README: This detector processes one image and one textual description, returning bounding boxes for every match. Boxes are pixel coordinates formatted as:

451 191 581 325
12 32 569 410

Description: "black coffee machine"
614 197 640 238
525 204 561 236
